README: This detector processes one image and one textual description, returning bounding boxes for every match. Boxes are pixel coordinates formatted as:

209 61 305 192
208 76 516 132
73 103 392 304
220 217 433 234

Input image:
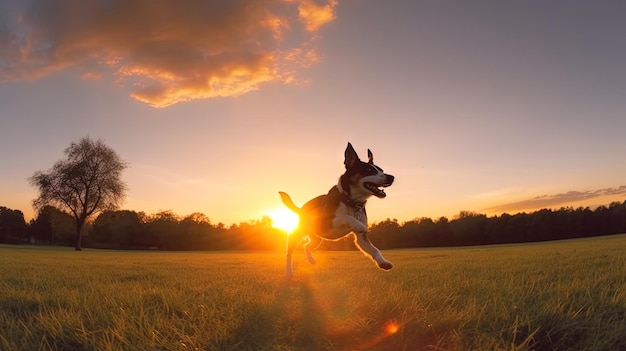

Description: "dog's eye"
363 166 378 175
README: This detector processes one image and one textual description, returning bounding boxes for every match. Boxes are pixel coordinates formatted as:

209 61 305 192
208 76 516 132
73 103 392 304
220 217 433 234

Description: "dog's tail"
279 191 301 214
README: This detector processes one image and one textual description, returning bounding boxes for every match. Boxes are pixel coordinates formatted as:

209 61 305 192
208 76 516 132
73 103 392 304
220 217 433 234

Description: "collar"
339 189 366 211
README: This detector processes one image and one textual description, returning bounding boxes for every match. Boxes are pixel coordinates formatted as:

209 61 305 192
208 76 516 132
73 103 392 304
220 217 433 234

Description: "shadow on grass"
212 277 449 351
214 278 331 351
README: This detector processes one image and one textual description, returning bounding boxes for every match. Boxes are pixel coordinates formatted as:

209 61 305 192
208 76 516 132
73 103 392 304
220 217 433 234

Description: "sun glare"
385 321 399 335
268 208 299 233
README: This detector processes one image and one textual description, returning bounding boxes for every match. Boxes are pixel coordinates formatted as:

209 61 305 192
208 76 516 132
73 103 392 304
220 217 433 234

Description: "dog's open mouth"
365 182 390 198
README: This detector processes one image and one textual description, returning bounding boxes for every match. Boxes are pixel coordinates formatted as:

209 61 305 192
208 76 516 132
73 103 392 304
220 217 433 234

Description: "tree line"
4 136 626 251
0 206 285 251
2 201 626 250
365 201 626 250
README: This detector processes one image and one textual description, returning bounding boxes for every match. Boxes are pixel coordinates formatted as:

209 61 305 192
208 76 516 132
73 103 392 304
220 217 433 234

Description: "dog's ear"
344 142 360 169
367 149 374 164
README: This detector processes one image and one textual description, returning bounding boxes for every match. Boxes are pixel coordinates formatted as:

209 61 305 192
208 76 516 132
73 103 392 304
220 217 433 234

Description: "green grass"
1 235 626 350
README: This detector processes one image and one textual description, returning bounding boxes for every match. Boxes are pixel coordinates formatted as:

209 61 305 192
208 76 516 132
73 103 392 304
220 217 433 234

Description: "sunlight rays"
267 207 299 234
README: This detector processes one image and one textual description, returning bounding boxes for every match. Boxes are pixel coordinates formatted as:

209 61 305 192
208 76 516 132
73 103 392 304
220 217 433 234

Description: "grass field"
1 235 626 351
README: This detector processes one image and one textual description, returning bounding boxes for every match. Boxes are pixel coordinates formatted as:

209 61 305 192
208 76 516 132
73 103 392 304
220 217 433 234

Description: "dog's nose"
386 174 395 184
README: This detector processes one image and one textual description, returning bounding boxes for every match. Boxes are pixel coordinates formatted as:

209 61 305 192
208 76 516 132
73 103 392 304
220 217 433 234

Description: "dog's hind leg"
286 231 306 279
303 235 322 265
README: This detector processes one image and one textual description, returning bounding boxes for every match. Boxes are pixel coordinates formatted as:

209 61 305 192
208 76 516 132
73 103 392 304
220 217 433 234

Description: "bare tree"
29 137 128 250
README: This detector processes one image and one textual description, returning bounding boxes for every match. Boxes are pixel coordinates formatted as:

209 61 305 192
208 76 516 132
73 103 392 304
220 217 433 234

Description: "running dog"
279 142 395 279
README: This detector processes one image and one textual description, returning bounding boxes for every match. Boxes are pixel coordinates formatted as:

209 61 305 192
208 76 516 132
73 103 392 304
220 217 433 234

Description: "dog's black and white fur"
279 142 395 279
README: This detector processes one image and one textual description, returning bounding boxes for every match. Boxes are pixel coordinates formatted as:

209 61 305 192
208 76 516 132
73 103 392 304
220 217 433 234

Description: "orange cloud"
0 0 339 107
298 0 338 32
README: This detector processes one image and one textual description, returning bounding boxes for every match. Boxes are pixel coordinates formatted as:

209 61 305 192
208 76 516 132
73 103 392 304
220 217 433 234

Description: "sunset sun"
268 208 299 233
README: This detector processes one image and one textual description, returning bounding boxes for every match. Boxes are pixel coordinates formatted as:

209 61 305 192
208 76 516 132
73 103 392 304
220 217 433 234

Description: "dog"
279 142 395 279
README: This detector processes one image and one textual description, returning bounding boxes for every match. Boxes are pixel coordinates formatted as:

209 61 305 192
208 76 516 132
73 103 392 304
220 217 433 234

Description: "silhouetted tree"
0 206 27 243
91 210 143 248
450 211 488 245
144 210 182 250
180 213 219 250
369 218 400 249
28 206 74 245
29 137 127 250
608 201 626 234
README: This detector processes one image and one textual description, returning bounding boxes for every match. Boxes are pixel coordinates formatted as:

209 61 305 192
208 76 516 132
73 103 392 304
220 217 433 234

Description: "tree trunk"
75 218 84 251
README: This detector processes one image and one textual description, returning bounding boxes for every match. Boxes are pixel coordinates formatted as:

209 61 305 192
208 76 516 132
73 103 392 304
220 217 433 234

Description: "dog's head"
341 142 394 200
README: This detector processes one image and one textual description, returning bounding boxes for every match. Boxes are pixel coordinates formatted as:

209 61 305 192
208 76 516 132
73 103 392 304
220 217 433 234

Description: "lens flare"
354 320 403 350
268 208 299 233
385 321 399 335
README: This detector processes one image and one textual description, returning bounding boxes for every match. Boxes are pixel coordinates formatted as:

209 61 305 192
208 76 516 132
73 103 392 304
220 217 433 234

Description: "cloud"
298 0 338 31
0 0 338 107
483 186 626 214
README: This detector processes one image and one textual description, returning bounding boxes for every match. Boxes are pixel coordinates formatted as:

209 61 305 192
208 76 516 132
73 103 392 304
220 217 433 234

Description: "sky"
1 0 626 226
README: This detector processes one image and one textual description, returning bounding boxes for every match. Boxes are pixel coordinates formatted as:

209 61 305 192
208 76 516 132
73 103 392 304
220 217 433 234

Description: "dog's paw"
378 261 393 271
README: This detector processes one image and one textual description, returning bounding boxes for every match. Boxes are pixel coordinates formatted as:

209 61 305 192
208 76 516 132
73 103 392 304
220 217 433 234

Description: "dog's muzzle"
365 174 394 198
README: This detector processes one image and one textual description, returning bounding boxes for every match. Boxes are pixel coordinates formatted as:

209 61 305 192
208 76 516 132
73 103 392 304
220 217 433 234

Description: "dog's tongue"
366 182 386 198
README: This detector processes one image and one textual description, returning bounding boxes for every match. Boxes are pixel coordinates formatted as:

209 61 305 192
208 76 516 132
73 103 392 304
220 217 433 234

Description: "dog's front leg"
333 216 393 271
354 231 393 270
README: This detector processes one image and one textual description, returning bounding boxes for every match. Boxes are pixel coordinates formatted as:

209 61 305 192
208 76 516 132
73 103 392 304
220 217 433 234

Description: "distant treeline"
366 201 626 250
2 201 626 250
0 206 284 251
